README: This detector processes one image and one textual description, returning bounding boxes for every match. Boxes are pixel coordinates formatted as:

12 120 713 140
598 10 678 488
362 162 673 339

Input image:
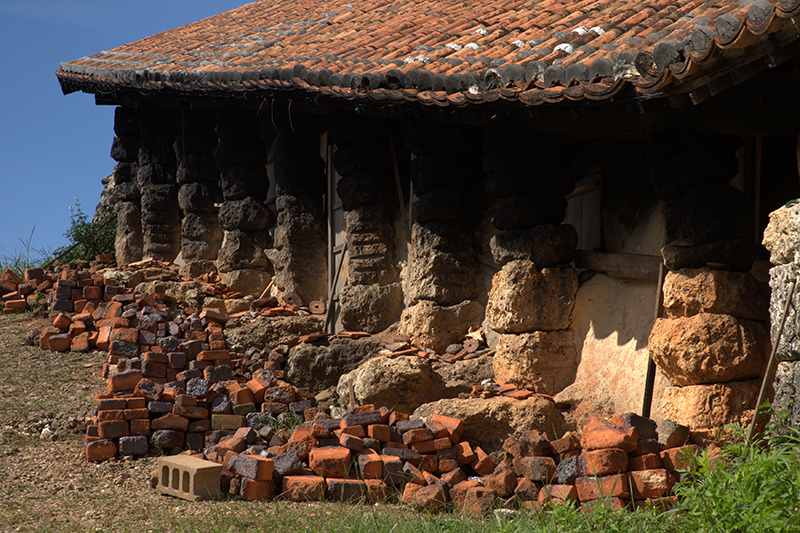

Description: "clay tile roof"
56 0 800 108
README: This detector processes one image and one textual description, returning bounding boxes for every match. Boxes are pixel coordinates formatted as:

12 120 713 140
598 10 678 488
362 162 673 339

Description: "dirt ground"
0 314 262 531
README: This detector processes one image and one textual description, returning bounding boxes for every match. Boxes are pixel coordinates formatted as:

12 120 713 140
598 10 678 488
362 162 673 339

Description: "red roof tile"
56 0 800 107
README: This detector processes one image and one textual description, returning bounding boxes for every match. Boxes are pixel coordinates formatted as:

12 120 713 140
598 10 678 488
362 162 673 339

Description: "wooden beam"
573 250 661 280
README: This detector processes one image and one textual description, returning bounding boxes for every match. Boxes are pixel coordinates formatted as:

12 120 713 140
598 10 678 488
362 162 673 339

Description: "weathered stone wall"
110 106 143 264
766 202 800 429
175 109 223 265
648 134 768 436
397 120 485 353
483 120 578 396
265 127 326 306
329 111 403 333
214 109 273 295
138 106 181 262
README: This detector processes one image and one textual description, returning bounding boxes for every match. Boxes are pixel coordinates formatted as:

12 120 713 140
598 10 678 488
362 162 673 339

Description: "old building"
57 0 800 431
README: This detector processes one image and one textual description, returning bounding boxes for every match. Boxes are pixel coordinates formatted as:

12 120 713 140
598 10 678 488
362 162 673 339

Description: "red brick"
98 420 129 439
340 424 366 437
124 408 149 420
629 469 675 499
483 466 516 498
282 475 326 502
68 321 86 338
340 432 364 451
245 377 269 403
513 456 557 483
575 473 630 502
106 370 142 393
96 409 124 421
419 453 438 473
83 285 102 300
450 479 484 508
39 326 60 349
216 436 246 455
368 424 391 442
580 497 630 513
471 447 497 476
234 454 274 481
197 350 230 361
309 447 351 478
289 425 317 459
85 439 117 462
172 404 209 419
110 327 139 344
70 332 91 353
438 458 458 473
130 418 151 436
96 326 112 351
412 437 452 454
519 429 551 457
580 448 628 476
582 426 639 453
126 397 146 409
103 301 123 319
430 414 464 439
151 413 189 432
514 477 540 501
539 484 579 506
240 478 274 501
402 482 449 512
400 427 429 445
550 431 581 455
628 453 662 471
660 445 700 472
357 451 383 479
53 313 71 331
95 317 129 328
364 479 391 502
454 441 476 466
48 333 71 352
389 411 410 426
461 486 497 517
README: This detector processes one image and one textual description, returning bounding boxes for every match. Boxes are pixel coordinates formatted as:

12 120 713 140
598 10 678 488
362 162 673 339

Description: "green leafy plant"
667 413 800 533
51 197 116 264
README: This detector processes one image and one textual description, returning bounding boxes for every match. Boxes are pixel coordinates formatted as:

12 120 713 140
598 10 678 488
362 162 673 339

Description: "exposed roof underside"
56 0 800 108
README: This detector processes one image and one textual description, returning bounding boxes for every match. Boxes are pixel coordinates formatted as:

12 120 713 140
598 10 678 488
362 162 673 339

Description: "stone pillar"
214 109 273 295
482 120 579 396
265 128 326 306
137 106 181 262
764 202 800 430
175 109 222 266
110 106 143 264
396 120 484 353
329 111 403 333
647 134 769 437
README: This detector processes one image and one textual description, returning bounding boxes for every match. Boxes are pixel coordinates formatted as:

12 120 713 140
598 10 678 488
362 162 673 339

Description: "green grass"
0 226 52 277
667 418 800 533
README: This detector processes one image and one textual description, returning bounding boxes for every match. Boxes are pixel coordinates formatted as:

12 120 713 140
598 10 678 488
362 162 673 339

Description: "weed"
0 226 52 277
667 412 800 533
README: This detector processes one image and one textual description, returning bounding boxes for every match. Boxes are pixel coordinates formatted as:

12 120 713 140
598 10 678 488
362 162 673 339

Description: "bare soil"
0 313 416 533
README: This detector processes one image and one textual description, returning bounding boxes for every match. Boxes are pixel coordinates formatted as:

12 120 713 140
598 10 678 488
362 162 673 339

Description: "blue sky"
0 1 246 261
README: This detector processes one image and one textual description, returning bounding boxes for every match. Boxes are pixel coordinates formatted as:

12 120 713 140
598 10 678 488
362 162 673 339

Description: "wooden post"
642 262 666 419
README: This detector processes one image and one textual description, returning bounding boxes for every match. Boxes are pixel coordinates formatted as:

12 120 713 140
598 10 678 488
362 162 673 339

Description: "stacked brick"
214 110 274 296
176 109 223 264
146 405 699 514
0 257 116 317
647 134 769 436
483 121 579 396
110 106 144 265
86 327 310 462
138 106 181 262
328 110 403 334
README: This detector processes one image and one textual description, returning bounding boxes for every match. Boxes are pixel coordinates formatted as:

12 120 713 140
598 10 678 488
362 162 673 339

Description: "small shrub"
52 197 116 264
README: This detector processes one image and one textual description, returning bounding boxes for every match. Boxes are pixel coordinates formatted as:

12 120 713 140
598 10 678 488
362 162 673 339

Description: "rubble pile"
141 400 697 515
